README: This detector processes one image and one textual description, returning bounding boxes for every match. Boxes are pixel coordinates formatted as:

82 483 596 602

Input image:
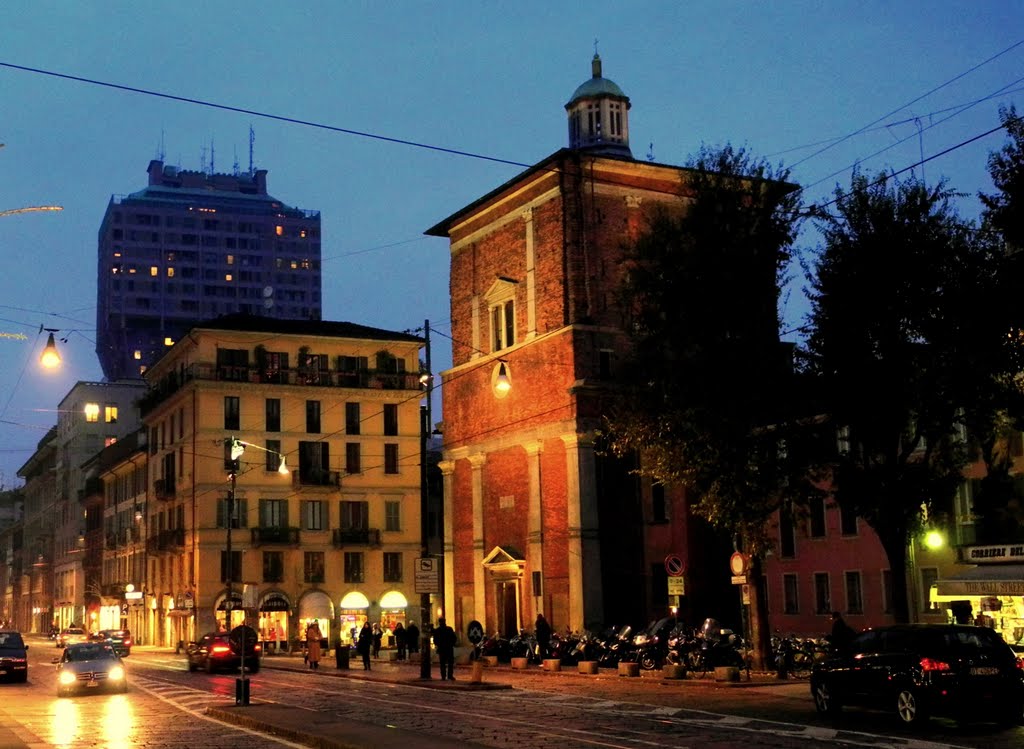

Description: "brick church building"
427 55 762 638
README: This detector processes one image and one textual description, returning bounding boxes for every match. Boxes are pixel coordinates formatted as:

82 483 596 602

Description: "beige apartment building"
138 314 424 649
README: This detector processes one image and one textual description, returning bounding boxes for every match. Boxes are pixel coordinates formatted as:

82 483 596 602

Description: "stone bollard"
662 664 687 680
578 661 599 675
714 666 740 682
511 657 529 669
542 659 561 672
470 660 484 683
481 655 499 667
618 661 640 677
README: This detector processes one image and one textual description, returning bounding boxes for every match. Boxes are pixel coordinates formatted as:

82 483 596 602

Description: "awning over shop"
934 565 1024 597
259 593 291 612
379 591 408 609
216 592 244 611
299 590 334 620
339 591 369 609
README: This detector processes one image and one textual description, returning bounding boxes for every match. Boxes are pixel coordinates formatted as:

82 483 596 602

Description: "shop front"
378 590 409 647
338 591 369 644
258 592 291 653
932 544 1024 646
298 590 334 650
215 591 245 631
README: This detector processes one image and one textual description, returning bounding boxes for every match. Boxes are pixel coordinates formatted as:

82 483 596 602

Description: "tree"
801 170 1022 623
604 145 809 668
980 105 1024 251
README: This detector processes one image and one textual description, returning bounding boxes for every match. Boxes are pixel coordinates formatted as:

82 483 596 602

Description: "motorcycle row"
472 617 754 676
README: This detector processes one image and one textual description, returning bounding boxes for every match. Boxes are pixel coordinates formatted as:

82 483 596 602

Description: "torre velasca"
96 160 322 380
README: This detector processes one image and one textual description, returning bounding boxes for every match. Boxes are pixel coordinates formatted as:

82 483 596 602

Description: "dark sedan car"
0 631 28 683
186 627 261 674
811 624 1024 727
91 629 132 657
54 642 127 697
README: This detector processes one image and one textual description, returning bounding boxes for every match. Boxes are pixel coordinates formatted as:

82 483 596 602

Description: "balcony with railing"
154 478 176 501
140 361 422 415
332 528 381 548
146 528 185 554
250 527 300 547
293 470 341 488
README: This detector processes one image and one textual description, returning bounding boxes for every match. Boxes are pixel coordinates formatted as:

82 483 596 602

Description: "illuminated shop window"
84 403 100 422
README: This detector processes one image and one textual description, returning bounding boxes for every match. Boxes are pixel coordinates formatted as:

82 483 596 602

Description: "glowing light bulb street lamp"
39 329 61 370
224 437 288 705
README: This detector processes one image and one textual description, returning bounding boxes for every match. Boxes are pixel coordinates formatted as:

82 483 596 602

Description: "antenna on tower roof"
210 138 215 175
200 145 208 174
155 130 166 161
232 146 240 176
248 125 255 176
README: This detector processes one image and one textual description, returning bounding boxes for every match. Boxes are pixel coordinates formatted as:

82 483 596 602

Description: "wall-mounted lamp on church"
39 327 62 370
493 360 511 396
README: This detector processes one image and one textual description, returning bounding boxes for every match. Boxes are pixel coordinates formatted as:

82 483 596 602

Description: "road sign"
664 554 685 577
731 575 747 585
729 552 748 576
466 620 484 644
667 577 686 596
414 557 440 594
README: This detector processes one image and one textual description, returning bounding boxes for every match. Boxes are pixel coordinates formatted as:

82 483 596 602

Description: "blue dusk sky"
0 1 1022 486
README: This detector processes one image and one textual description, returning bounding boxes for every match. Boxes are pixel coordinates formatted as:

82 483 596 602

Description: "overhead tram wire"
0 61 532 171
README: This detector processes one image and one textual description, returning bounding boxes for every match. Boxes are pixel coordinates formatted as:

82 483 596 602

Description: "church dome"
564 54 632 157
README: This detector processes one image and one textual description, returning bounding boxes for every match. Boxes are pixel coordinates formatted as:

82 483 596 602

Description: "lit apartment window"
225 274 233 282
226 254 234 265
104 436 117 447
164 337 174 347
300 230 307 238
150 266 158 276
133 350 142 360
104 405 118 423
275 225 283 236
167 267 175 278
84 403 100 422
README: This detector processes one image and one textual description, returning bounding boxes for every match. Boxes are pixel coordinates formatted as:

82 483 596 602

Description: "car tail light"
920 657 951 672
123 639 131 646
211 644 231 654
254 644 262 653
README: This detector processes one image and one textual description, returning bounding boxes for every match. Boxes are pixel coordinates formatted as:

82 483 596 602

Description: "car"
53 642 127 697
811 624 1024 727
0 631 29 683
91 629 132 656
185 626 261 674
56 627 88 649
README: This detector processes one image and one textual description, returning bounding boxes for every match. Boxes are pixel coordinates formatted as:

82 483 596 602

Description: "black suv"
811 624 1024 726
0 631 28 683
186 626 261 674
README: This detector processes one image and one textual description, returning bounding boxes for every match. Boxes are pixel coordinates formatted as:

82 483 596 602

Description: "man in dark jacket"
433 617 457 680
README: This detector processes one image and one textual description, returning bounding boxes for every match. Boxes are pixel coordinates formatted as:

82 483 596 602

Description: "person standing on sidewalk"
306 621 323 670
371 623 383 659
357 622 372 670
406 622 420 656
394 622 407 661
433 617 457 680
534 613 552 659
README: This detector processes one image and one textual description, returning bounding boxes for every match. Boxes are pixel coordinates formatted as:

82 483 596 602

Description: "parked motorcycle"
688 618 746 676
472 632 510 662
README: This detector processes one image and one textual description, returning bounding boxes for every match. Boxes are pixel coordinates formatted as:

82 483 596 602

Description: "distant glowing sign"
0 332 27 340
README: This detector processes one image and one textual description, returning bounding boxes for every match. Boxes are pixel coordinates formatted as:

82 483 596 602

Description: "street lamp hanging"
494 361 511 394
40 330 61 369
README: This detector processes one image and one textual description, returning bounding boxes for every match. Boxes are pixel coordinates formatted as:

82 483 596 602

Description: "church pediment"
482 545 525 569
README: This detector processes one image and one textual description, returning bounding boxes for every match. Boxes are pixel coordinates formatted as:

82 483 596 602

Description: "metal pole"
419 319 433 679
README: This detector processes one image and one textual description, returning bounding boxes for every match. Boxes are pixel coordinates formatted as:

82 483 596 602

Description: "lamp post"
419 320 435 679
225 437 288 705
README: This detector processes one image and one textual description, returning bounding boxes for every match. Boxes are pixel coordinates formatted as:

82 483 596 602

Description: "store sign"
963 544 1024 563
940 580 1024 596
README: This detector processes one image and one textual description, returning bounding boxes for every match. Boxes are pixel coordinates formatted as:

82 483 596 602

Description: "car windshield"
0 633 25 649
66 644 114 661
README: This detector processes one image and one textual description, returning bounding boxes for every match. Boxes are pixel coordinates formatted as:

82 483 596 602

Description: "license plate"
86 681 99 687
970 666 1000 675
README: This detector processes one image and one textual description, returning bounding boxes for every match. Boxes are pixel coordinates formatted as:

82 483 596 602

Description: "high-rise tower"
96 160 322 380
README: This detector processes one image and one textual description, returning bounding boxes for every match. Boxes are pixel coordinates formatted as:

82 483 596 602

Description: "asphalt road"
2 636 1021 749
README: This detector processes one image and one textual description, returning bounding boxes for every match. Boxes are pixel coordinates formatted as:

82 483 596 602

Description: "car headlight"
108 665 125 681
59 671 77 685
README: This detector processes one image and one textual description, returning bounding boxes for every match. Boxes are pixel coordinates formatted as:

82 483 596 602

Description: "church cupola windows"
564 54 632 157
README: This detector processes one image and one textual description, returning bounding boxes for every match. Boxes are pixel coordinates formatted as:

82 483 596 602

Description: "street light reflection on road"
49 693 135 748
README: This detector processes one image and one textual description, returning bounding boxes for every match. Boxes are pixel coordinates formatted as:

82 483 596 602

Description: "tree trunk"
876 524 911 624
747 555 772 671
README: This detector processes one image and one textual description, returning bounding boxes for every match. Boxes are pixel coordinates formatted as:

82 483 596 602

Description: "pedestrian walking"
269 624 278 654
829 611 856 652
394 622 407 661
406 621 420 655
306 621 323 669
433 616 457 680
372 623 383 658
534 613 552 659
357 622 372 670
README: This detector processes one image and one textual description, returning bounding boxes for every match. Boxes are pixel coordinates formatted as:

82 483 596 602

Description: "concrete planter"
714 666 740 682
618 662 640 677
511 657 529 669
542 659 561 672
578 661 599 675
662 664 687 680
481 655 500 667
